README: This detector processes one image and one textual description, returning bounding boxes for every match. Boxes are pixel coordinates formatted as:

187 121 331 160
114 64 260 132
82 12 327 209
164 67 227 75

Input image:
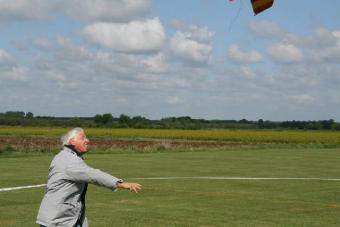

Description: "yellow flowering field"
0 127 340 144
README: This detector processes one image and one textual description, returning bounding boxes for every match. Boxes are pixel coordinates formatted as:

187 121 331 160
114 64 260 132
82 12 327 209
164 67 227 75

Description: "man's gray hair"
61 127 84 146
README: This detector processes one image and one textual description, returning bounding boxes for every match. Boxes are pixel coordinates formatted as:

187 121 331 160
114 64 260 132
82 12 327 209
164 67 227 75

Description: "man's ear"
69 138 75 146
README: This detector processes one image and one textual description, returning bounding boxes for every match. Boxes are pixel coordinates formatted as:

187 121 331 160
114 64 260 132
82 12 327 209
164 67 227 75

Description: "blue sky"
0 0 339 120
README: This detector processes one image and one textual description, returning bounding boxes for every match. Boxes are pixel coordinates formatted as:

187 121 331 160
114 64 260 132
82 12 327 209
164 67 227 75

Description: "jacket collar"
63 145 84 159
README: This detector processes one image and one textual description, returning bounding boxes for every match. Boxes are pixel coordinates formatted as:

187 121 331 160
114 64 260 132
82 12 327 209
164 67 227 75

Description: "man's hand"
117 182 142 193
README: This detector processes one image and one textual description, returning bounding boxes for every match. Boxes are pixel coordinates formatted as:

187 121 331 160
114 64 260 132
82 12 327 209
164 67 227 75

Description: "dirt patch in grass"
0 136 249 152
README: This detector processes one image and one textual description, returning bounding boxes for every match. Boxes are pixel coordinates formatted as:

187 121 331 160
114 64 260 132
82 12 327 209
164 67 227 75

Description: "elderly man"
36 128 142 227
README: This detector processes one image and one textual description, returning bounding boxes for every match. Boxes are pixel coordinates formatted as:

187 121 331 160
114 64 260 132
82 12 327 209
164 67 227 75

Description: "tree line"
0 111 339 130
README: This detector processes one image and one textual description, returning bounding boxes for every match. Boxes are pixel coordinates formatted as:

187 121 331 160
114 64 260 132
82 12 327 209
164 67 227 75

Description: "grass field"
1 148 340 226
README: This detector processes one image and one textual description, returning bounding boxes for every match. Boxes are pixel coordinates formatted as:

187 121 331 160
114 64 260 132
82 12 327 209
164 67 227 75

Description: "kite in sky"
229 0 274 15
250 0 274 15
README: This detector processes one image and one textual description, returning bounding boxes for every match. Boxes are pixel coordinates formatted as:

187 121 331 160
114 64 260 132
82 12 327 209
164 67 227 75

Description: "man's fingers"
121 182 142 192
130 183 142 193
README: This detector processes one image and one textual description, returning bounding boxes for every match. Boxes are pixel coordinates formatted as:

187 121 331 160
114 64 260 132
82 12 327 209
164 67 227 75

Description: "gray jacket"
36 146 120 227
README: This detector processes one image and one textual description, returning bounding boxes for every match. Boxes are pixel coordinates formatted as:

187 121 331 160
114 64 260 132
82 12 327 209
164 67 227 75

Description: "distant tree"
321 119 334 130
131 116 149 128
94 114 103 124
239 119 248 123
119 114 130 123
25 112 34 118
332 122 340 130
178 116 192 122
70 118 81 126
258 119 264 129
5 111 25 118
119 114 131 127
102 113 114 124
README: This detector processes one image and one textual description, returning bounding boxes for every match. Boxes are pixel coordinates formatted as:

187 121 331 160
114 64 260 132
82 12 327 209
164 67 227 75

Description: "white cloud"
289 28 338 49
32 38 52 51
55 37 94 61
314 27 338 47
63 0 151 22
135 73 160 83
1 66 29 81
171 33 212 64
141 53 168 73
288 94 315 105
0 0 150 22
315 46 340 63
170 22 213 65
29 37 170 87
307 29 340 63
334 31 340 44
172 20 213 44
228 44 262 64
258 27 340 64
165 96 184 105
267 43 303 64
0 49 14 65
82 18 165 53
0 0 54 21
248 20 286 39
172 78 191 88
240 66 257 78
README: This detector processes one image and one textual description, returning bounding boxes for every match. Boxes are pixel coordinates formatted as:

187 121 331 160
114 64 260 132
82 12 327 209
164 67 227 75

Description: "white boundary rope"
132 176 340 181
2 177 340 192
0 184 46 192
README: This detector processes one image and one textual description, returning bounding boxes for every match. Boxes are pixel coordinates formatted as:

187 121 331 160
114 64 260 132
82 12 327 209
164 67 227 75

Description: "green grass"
1 148 340 226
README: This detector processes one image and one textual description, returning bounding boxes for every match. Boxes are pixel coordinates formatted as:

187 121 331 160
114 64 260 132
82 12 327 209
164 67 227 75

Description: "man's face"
70 132 90 153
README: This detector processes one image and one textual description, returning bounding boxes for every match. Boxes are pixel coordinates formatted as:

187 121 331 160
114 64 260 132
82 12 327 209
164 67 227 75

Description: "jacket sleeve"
64 159 120 190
